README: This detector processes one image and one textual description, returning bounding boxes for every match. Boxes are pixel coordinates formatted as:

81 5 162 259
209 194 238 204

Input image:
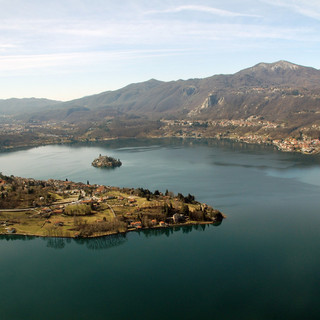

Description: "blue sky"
1 0 320 100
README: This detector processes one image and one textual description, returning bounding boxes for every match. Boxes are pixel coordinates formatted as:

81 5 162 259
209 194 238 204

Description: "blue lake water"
0 138 320 319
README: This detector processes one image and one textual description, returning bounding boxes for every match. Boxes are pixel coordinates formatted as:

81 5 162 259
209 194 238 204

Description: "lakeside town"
161 119 320 154
0 173 224 238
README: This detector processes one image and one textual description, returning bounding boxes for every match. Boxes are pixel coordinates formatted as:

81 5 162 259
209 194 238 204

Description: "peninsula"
92 155 122 168
0 173 224 238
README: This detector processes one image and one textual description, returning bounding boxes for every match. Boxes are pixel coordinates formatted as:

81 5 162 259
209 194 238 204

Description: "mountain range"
2 60 320 129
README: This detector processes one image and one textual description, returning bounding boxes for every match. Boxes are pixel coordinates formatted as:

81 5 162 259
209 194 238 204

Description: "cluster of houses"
0 221 16 234
236 134 271 145
209 118 279 129
162 118 279 130
273 137 320 154
128 213 187 230
233 134 320 154
128 220 167 229
161 118 320 155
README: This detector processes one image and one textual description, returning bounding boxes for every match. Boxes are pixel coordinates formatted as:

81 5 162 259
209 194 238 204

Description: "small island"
92 154 122 168
0 173 225 238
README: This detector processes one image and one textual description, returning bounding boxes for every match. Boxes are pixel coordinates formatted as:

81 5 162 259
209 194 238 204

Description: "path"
106 202 116 218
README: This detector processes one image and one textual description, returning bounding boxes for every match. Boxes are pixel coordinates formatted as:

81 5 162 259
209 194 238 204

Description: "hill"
2 61 320 153
21 60 320 128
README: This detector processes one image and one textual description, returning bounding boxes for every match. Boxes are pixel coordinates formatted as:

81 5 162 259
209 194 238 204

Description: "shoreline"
1 220 222 240
0 135 319 156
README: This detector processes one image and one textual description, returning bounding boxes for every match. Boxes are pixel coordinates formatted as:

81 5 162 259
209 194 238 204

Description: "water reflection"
141 223 219 238
0 235 36 241
46 237 67 249
0 222 222 250
42 233 128 250
74 234 128 250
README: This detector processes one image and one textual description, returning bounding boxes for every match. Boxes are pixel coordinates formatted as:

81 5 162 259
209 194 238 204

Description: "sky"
1 0 320 101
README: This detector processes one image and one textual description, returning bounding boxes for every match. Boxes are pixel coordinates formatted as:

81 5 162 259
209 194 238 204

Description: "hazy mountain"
13 61 320 127
0 98 61 116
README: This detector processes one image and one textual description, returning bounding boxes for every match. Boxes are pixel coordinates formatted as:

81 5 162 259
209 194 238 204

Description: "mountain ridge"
2 61 320 131
1 60 320 153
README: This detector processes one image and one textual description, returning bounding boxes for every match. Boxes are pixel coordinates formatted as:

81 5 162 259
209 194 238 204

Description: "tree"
162 203 169 216
186 193 195 203
190 210 205 221
177 193 185 202
181 204 189 215
65 204 92 216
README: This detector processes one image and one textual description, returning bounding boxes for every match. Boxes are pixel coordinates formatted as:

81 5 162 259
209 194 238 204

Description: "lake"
1 138 320 320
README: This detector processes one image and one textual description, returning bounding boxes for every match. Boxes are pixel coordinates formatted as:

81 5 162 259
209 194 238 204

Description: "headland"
0 173 225 238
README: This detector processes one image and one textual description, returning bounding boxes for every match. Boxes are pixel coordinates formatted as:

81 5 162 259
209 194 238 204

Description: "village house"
52 209 64 214
128 197 137 203
95 185 107 195
6 227 16 234
41 207 52 214
129 221 142 229
173 213 185 223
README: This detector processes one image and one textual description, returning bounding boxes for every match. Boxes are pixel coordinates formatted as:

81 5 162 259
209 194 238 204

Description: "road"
106 202 116 218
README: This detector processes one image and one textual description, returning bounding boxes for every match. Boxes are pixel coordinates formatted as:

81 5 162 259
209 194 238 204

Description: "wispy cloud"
0 0 319 100
0 49 194 72
1 17 313 50
0 43 17 52
261 0 320 20
0 19 315 74
145 5 260 18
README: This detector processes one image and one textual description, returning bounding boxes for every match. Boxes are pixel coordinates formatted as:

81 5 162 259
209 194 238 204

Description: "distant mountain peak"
147 78 162 83
251 60 302 71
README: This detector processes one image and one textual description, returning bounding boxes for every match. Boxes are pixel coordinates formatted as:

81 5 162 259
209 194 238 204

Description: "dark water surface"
1 139 320 319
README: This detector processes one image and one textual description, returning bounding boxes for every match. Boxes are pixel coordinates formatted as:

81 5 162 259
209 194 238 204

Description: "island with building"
0 173 225 238
92 154 122 168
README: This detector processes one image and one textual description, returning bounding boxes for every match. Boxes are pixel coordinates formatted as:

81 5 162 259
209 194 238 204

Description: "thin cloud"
145 5 260 18
261 0 320 20
0 49 195 72
0 43 17 52
1 18 313 46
